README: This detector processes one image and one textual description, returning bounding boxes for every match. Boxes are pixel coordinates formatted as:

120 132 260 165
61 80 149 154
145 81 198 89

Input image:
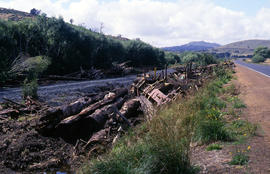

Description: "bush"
181 52 218 66
10 56 50 99
229 152 249 165
22 78 38 99
252 54 266 63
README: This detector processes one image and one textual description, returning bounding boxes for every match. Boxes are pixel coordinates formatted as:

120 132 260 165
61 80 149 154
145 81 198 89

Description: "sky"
0 0 270 47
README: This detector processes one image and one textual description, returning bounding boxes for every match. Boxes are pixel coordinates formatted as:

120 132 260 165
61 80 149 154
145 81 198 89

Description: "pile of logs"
0 61 235 156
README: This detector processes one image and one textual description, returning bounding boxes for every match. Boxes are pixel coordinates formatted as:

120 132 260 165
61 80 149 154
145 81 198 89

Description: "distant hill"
211 39 270 57
0 7 34 21
162 41 221 53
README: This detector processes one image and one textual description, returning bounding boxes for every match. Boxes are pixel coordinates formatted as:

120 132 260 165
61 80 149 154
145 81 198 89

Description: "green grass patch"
206 144 222 151
227 119 257 138
229 152 249 165
194 120 232 143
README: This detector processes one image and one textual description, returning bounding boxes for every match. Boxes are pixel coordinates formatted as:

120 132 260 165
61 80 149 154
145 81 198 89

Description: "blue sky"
46 0 270 16
213 0 270 16
1 0 270 46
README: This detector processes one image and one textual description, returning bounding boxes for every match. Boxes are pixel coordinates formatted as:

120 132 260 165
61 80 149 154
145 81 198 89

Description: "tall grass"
79 67 234 174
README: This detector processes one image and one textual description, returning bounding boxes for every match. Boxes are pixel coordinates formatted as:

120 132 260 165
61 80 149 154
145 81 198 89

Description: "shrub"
206 144 222 151
252 54 266 63
11 56 50 99
22 78 38 99
229 152 249 165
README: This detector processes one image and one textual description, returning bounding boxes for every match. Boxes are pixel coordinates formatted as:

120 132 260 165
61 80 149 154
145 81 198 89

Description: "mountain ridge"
162 41 221 52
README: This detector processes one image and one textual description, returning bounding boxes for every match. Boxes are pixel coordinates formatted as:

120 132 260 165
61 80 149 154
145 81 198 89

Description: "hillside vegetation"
0 12 172 83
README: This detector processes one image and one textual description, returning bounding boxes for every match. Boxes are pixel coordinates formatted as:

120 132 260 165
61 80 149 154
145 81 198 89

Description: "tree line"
0 15 174 83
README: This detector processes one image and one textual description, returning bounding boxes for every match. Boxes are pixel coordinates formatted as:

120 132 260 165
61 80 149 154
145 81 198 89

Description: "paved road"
0 75 136 105
235 64 270 173
234 59 270 77
0 69 176 105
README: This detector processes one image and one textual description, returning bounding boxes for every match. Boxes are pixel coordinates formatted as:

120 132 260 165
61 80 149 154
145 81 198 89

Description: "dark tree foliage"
164 52 181 65
252 46 270 63
181 52 218 66
0 16 166 81
30 8 41 15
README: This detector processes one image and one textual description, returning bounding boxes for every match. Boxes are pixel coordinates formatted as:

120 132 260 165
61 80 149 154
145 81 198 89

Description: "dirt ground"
235 65 270 173
191 64 270 174
0 117 78 174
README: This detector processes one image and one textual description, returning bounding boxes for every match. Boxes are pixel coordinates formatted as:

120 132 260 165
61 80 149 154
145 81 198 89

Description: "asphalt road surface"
0 75 136 105
0 69 176 105
234 59 270 77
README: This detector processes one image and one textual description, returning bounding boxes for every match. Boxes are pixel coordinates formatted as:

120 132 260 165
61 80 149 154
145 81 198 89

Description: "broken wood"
56 89 127 126
119 99 141 118
0 109 19 117
3 97 26 107
54 97 125 142
114 107 131 127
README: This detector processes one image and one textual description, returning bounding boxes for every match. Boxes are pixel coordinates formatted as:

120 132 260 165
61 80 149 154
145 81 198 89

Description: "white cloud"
1 0 270 47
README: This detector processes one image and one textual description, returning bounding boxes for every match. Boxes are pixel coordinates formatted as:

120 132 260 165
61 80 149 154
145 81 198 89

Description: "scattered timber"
0 61 235 161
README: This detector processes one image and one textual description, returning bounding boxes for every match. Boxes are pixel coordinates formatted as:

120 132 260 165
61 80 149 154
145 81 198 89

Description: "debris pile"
0 61 234 172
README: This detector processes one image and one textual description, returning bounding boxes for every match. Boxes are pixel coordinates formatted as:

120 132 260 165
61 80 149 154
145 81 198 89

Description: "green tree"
252 46 269 63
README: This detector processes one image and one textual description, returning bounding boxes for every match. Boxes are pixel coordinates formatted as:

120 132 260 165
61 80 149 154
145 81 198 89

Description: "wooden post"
165 64 168 81
154 67 157 79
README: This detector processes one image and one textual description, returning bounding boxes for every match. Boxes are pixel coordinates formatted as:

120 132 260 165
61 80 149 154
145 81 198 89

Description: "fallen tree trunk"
37 93 106 135
57 88 128 125
119 98 141 118
55 97 125 142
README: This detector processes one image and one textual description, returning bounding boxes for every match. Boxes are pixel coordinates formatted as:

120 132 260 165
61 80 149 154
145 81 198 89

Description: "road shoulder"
235 64 270 173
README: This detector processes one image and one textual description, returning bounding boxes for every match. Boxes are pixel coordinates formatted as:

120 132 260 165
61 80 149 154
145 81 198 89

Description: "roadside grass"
79 67 256 174
229 151 249 165
206 144 222 151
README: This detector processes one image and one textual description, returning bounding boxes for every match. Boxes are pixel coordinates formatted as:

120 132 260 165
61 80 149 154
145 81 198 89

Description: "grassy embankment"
79 66 256 174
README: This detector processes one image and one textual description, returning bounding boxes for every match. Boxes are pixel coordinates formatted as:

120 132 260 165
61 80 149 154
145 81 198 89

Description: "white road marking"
236 63 270 78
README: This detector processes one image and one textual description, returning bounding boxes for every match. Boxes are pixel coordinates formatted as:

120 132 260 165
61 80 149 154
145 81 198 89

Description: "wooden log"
57 88 128 125
37 93 106 135
114 107 131 127
138 96 155 120
119 99 141 118
55 97 125 142
83 129 108 150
